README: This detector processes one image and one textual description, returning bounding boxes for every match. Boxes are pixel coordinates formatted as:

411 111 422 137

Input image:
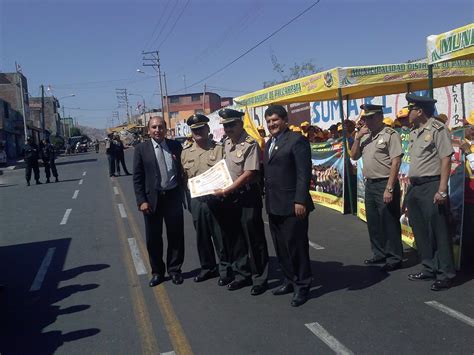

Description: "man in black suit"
264 105 314 307
133 117 186 287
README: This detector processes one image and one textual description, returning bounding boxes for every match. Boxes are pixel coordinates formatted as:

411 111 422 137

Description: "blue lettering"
312 102 321 123
381 96 392 115
322 101 331 123
348 99 359 117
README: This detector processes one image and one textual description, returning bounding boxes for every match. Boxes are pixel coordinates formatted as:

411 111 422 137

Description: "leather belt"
365 177 389 184
409 175 440 186
158 186 178 196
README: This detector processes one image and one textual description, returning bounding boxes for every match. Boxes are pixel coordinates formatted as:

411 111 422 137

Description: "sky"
1 0 472 128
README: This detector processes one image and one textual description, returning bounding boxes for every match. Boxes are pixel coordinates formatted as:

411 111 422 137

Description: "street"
0 149 473 355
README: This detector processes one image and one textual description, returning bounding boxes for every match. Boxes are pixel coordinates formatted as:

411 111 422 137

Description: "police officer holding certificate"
351 104 403 271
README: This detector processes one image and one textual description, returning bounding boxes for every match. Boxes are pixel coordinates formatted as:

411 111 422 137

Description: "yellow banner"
310 190 344 213
427 23 474 64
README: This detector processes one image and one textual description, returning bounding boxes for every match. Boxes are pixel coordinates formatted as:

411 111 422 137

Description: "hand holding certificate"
188 159 233 198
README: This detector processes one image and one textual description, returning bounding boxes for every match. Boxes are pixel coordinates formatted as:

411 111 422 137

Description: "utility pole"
202 84 206 113
17 72 28 142
116 89 130 124
142 51 167 126
112 111 120 127
183 75 187 94
163 72 170 135
41 84 45 139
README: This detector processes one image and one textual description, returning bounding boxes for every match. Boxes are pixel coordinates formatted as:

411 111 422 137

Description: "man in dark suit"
264 105 314 307
133 117 186 287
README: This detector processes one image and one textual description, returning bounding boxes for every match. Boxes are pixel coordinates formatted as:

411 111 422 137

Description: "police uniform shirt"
181 139 224 179
360 127 403 179
224 131 260 182
408 118 454 178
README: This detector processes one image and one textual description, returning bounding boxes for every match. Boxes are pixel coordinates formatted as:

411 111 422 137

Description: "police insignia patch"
424 134 432 142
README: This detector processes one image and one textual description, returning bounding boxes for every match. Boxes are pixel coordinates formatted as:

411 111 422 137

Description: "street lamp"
58 94 76 138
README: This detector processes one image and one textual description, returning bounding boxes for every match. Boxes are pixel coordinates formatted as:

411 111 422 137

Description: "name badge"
424 134 431 142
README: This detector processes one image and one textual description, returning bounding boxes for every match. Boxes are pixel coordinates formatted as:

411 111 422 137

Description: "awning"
427 23 474 65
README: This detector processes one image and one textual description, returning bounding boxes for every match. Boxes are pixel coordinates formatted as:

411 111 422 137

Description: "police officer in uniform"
405 93 455 291
181 114 227 283
23 136 41 186
214 108 269 295
41 138 59 183
351 104 404 271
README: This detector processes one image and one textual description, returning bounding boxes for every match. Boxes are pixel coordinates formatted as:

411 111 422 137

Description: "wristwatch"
438 191 447 198
385 187 393 193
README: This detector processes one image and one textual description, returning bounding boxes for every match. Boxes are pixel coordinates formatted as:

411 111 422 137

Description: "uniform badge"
377 138 384 145
209 155 215 160
241 142 245 146
275 146 278 150
424 134 431 142
236 150 242 158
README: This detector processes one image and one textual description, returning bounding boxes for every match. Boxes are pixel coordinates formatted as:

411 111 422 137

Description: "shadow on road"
55 158 98 167
0 239 109 354
0 184 18 188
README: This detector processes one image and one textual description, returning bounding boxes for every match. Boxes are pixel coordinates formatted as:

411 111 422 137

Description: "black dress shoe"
227 278 252 291
364 257 386 264
46 178 50 183
250 282 268 296
291 289 309 307
381 262 402 272
27 181 30 186
408 272 435 281
272 283 294 296
55 177 59 182
218 277 234 286
171 273 183 285
194 269 219 283
431 279 452 291
149 274 164 287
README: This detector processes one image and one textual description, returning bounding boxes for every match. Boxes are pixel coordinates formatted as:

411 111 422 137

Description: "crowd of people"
105 133 132 177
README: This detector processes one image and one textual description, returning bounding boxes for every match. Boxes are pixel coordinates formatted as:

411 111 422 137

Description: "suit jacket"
133 138 185 213
264 129 314 216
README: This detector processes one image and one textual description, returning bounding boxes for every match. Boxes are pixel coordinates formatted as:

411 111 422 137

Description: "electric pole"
142 51 167 127
163 72 170 134
41 84 45 139
115 89 130 124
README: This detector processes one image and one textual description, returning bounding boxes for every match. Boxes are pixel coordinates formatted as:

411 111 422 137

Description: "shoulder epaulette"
245 135 256 144
385 127 396 135
432 120 444 131
183 141 193 149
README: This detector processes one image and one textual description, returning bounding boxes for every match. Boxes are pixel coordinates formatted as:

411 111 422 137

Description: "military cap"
405 93 437 110
300 121 310 127
397 107 410 119
360 104 384 117
218 108 244 124
186 114 209 129
383 117 394 127
328 124 338 132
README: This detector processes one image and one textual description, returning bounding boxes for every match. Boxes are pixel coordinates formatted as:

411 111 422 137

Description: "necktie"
156 143 169 189
269 137 277 157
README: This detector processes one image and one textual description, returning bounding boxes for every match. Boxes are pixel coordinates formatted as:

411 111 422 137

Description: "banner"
427 23 474 64
310 139 345 213
356 128 466 267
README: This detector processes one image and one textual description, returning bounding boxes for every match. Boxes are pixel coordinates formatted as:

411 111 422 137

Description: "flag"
243 107 264 150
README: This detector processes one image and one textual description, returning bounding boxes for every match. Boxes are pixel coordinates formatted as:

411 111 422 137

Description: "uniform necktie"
156 143 169 189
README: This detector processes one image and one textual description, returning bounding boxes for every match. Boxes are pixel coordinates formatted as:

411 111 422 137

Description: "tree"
263 51 322 88
69 127 82 137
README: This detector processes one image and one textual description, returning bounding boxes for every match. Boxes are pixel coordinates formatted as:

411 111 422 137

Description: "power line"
143 0 172 50
181 0 321 92
148 0 181 50
157 0 191 50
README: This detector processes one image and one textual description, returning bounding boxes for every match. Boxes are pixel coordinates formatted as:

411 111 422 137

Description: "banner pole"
428 64 434 98
338 88 354 215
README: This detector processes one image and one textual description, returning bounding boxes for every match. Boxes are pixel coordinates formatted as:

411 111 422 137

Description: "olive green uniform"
359 127 403 264
181 139 228 277
223 131 268 284
406 118 455 281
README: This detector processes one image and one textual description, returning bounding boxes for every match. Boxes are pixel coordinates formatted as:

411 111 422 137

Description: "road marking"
309 240 325 250
72 190 79 199
79 179 83 185
60 209 72 225
264 221 269 224
82 171 87 176
128 238 147 275
161 351 176 355
425 301 474 327
113 186 119 195
305 322 354 355
30 248 56 291
118 203 127 218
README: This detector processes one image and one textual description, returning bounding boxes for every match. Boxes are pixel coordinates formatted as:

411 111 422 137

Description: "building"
29 96 61 137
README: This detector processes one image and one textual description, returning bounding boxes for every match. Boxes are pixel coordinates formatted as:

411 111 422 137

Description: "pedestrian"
22 136 41 186
94 139 100 153
40 138 59 183
114 134 131 175
263 105 313 307
133 117 186 287
405 93 455 291
214 108 269 295
181 114 226 283
105 133 116 177
350 104 403 271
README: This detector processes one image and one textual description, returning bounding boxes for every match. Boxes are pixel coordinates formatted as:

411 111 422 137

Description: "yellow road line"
114 180 193 355
110 183 160 354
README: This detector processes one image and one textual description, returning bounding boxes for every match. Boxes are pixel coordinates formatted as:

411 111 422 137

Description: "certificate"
188 159 233 198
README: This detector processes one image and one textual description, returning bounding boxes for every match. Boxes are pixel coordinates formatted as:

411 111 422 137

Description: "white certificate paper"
188 159 233 198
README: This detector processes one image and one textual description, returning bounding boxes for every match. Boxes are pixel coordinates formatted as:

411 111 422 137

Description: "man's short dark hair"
148 116 166 128
265 105 288 119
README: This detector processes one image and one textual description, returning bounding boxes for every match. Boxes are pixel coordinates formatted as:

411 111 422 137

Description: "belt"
409 175 440 186
158 186 178 196
365 177 389 184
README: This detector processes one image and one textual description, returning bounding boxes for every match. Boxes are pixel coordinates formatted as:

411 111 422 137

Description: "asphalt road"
0 148 473 355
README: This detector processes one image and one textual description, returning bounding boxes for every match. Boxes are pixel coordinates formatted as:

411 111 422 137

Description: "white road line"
113 186 119 195
82 171 87 176
79 179 83 185
425 301 474 327
161 351 176 355
118 203 127 218
264 221 269 225
128 238 147 275
30 247 56 291
60 209 72 225
309 240 325 250
72 190 79 199
305 322 354 355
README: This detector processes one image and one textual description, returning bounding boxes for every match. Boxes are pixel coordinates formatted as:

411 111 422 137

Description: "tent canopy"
427 23 474 65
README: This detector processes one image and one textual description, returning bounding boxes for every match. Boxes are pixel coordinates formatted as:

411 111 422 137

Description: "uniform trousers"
143 187 184 276
406 180 455 280
25 160 40 182
107 154 115 176
115 153 131 174
43 160 58 179
364 179 403 264
190 197 227 277
268 213 312 292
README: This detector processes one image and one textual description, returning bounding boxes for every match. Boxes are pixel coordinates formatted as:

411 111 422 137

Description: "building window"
194 109 204 115
169 111 179 119
191 94 201 102
169 96 180 104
